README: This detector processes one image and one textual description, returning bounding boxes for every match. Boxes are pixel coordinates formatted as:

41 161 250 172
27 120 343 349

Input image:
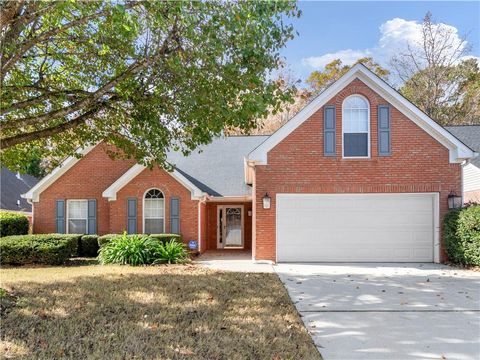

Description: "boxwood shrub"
0 211 29 237
97 234 118 248
79 235 99 257
444 205 480 266
0 234 82 265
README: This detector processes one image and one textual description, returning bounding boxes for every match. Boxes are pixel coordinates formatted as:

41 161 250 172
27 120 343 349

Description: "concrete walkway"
195 251 274 273
275 263 480 360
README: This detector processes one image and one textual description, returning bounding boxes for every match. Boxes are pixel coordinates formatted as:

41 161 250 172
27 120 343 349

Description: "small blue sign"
188 240 198 250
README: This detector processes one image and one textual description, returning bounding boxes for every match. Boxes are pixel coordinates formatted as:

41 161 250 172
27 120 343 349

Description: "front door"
217 205 244 249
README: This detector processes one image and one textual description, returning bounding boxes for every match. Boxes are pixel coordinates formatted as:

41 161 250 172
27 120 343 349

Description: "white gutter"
205 195 252 202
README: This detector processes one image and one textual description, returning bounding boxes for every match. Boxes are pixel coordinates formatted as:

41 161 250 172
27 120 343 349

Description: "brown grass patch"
0 264 321 359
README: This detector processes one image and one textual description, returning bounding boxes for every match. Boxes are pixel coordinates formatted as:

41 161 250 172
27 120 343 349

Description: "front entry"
217 205 244 249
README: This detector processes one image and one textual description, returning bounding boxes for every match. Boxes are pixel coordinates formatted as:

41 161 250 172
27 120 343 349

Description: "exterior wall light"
447 191 462 210
262 193 271 209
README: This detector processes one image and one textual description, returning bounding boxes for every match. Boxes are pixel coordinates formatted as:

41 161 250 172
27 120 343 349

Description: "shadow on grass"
1 267 321 360
64 257 99 266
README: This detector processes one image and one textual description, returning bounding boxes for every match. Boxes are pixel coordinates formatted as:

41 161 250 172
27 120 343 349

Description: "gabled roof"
168 136 268 196
445 125 480 167
248 63 476 164
1 167 39 212
22 146 95 202
102 164 206 200
22 136 268 202
103 136 268 200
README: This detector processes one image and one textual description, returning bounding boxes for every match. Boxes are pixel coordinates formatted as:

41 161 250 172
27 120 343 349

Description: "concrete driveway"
275 263 480 360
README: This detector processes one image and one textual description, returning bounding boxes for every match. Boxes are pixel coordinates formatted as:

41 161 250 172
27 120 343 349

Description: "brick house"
23 64 477 263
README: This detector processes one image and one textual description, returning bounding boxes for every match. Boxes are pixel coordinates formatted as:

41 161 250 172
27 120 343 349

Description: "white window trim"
142 188 165 234
342 94 371 159
66 199 88 234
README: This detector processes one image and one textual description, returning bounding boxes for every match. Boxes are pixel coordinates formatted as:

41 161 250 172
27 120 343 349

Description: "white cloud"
302 49 370 69
302 17 471 71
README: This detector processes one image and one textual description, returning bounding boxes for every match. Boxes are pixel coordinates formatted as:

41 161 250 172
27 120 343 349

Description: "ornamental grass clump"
150 239 189 264
98 233 151 266
98 233 189 266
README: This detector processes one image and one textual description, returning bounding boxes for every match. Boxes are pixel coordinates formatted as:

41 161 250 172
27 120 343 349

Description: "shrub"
98 233 152 266
98 234 117 248
148 233 182 244
150 239 189 264
444 205 480 266
79 235 99 257
0 211 29 237
0 234 80 265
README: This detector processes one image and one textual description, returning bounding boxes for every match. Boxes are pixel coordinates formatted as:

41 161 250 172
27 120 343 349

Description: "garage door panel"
276 194 435 262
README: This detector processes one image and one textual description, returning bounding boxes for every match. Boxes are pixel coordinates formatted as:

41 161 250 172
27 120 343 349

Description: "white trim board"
248 63 476 165
102 163 206 201
22 145 96 202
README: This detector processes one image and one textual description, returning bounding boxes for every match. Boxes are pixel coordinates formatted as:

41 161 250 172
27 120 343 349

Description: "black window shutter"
170 197 180 234
378 105 391 156
127 197 137 234
87 199 97 234
324 105 336 156
56 199 66 234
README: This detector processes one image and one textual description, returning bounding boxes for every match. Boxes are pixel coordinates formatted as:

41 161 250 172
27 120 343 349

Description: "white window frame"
142 188 165 234
66 199 88 234
342 94 371 159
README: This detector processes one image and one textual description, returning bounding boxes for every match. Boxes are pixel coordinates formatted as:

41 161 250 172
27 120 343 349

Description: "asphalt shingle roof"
1 167 39 212
445 125 480 167
167 136 269 197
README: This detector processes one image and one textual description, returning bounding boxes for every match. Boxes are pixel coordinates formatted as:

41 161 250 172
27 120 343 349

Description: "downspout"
460 160 467 204
197 195 208 253
27 198 34 234
251 164 256 261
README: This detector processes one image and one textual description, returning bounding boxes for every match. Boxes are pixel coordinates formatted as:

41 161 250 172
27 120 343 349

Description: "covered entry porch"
202 199 253 252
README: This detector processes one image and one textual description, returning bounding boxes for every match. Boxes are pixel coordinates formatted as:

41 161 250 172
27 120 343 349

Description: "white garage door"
276 193 436 262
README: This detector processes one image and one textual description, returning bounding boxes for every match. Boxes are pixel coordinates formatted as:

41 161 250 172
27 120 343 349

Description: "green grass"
0 263 321 359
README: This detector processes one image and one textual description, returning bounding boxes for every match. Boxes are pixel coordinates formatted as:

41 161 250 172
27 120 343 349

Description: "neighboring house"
1 167 39 215
445 125 480 203
23 64 476 263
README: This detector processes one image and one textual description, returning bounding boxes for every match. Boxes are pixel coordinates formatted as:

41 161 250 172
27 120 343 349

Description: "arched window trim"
142 188 165 234
342 94 371 158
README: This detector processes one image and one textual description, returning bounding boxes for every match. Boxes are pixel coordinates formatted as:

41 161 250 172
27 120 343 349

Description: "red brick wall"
205 202 252 250
33 144 135 234
109 167 199 245
32 144 201 246
254 78 461 262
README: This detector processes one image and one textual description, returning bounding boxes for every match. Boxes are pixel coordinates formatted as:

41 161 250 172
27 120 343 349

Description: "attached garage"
276 193 439 263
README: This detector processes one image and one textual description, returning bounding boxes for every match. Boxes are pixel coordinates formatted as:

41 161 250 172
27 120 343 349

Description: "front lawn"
0 263 321 359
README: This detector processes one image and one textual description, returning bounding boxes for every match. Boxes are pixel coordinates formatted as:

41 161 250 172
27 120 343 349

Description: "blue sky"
282 1 480 82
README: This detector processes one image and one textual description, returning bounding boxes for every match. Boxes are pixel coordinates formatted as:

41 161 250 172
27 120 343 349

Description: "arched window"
143 189 164 234
342 95 370 157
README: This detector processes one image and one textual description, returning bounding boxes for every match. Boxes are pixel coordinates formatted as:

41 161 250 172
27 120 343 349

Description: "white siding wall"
463 163 480 192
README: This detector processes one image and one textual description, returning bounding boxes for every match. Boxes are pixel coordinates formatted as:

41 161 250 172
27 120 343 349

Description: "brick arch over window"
334 79 385 157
